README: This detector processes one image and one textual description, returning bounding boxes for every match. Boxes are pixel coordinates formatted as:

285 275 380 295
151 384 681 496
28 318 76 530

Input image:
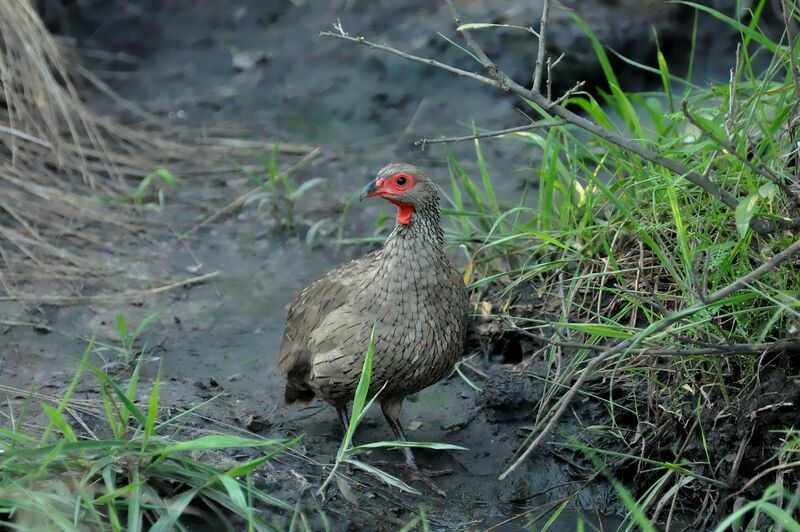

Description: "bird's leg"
336 404 360 475
381 401 451 497
336 406 351 437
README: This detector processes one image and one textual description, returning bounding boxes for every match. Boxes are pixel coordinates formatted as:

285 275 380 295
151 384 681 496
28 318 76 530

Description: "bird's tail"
283 382 315 405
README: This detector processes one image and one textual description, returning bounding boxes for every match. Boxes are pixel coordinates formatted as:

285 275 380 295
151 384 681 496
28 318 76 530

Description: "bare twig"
550 81 585 109
547 52 565 102
444 0 508 89
499 236 800 480
532 0 551 93
183 147 320 236
322 13 784 234
0 124 51 147
415 120 565 147
321 24 501 89
0 320 51 331
725 43 741 139
0 271 219 304
510 323 800 357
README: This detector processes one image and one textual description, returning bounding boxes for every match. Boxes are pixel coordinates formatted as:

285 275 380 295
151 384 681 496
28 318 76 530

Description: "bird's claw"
422 467 453 478
405 465 449 498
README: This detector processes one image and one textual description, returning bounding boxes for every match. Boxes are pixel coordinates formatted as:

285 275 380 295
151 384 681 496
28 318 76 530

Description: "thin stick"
0 320 51 331
498 236 800 480
183 147 320 236
415 120 565 147
547 53 565 102
0 124 51 147
511 325 800 357
725 43 741 138
322 20 781 234
0 271 219 304
532 0 551 93
550 81 585 108
320 23 501 90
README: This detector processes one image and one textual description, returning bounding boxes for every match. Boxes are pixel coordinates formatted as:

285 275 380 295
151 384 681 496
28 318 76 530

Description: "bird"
277 163 469 496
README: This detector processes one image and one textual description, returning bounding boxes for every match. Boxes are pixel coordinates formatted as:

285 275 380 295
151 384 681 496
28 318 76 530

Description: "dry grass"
0 1 314 297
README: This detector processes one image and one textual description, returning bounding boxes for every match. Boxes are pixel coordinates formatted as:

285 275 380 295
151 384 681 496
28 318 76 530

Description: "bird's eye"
396 175 407 186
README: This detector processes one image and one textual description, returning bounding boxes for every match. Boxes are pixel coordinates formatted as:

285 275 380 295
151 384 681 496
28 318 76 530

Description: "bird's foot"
382 461 453 478
404 465 450 498
420 467 453 478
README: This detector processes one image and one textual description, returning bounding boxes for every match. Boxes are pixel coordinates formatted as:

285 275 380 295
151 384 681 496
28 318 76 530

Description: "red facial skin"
365 172 416 225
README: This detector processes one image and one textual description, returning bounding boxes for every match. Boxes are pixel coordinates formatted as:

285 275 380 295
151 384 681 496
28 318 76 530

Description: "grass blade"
40 403 77 443
142 365 161 449
340 322 377 456
343 458 421 495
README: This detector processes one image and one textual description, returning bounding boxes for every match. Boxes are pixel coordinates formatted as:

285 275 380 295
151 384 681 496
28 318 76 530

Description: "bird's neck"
384 207 444 254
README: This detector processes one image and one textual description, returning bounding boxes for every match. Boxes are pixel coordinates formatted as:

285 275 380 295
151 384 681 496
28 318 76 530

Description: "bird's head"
359 163 438 225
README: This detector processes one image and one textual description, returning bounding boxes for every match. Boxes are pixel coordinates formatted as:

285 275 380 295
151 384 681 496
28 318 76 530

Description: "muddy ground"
2 1 763 529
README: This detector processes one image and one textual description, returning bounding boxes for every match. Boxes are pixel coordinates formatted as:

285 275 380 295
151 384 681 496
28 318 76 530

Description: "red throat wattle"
391 200 414 225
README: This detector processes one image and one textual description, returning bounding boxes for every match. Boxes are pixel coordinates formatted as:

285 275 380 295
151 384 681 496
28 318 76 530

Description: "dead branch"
415 120 565 147
321 21 502 89
322 5 784 234
509 321 800 357
531 0 551 93
0 271 219 304
547 52 566 102
725 43 741 138
550 81 585 109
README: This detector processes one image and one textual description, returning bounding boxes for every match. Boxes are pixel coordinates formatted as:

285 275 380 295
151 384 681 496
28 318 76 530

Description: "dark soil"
2 1 780 529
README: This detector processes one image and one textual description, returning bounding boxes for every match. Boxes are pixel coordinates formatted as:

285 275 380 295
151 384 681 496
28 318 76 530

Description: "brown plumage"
277 163 469 495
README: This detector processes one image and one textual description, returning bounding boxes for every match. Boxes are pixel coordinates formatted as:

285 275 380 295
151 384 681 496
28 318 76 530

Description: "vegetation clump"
326 0 800 528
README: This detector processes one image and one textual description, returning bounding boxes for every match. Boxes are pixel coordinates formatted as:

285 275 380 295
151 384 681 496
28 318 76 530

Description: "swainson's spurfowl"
277 163 469 496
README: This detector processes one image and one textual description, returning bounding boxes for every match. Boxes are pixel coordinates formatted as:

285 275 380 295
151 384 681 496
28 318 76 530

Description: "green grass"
0 324 301 531
316 322 466 501
239 146 327 233
320 1 800 526
1 314 465 529
108 311 161 365
100 167 179 212
424 1 800 529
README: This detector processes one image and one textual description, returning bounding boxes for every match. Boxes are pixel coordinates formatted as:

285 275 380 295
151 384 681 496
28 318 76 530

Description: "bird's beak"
359 179 379 201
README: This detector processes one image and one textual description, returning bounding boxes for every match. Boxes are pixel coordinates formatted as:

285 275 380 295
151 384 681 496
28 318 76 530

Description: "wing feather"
276 252 377 401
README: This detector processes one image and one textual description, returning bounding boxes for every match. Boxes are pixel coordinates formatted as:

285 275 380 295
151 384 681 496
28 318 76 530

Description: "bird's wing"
277 253 375 377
